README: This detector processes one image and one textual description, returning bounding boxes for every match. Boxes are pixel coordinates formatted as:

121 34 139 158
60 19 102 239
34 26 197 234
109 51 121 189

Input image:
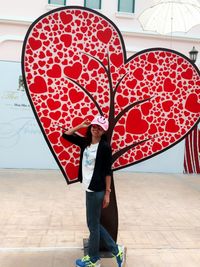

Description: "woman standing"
62 116 125 267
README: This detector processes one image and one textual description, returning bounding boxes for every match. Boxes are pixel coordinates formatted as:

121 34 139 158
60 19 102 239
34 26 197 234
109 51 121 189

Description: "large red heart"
22 7 200 183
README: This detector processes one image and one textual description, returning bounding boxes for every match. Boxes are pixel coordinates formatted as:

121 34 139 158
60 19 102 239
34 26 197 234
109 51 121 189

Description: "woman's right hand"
81 119 91 128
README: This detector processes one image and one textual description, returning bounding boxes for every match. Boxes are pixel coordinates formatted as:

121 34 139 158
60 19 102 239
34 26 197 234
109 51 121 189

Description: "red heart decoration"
47 64 62 78
162 100 173 112
29 37 42 50
22 7 200 183
182 68 193 80
69 89 84 103
64 62 82 79
29 76 47 93
165 119 180 133
47 98 61 110
60 11 73 24
97 28 112 44
164 78 176 92
110 53 123 68
185 93 200 113
126 109 149 134
60 34 72 48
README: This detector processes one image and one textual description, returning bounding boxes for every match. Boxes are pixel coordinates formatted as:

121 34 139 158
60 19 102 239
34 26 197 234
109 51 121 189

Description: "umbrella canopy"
138 0 200 34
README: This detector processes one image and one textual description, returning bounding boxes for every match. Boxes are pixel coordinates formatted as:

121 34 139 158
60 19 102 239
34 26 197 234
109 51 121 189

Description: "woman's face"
91 124 105 138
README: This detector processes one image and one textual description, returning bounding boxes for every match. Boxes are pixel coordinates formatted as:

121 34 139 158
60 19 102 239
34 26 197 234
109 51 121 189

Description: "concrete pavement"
0 169 200 266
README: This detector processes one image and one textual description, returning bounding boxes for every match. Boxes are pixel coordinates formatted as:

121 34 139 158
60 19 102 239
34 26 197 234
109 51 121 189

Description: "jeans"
86 191 118 261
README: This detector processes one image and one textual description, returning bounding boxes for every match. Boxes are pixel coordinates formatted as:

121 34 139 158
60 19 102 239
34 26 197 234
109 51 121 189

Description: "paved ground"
0 169 200 266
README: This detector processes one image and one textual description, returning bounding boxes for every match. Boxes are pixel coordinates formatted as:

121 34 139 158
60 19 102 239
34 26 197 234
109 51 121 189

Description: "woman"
62 115 125 267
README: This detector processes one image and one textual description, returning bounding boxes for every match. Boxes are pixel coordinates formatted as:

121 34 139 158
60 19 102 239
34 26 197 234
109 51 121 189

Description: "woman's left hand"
102 193 110 208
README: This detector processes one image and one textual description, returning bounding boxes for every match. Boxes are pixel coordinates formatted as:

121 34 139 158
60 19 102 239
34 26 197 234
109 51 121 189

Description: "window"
118 0 135 13
48 0 66 5
84 0 101 9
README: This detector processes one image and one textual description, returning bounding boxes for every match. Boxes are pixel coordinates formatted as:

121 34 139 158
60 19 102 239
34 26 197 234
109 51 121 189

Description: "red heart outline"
22 6 200 184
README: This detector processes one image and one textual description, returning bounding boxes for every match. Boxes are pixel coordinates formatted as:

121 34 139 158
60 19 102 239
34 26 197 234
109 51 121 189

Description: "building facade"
1 0 200 62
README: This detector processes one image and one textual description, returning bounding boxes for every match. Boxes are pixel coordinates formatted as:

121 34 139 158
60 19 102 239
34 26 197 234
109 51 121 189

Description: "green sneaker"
115 245 125 267
76 255 101 267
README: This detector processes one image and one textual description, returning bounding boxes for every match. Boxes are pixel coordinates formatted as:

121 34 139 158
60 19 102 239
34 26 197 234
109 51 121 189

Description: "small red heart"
39 51 45 59
49 111 61 121
119 157 128 165
97 28 112 44
88 59 99 70
86 80 97 92
147 74 154 81
29 37 42 50
53 145 63 154
82 73 89 81
81 107 89 115
162 100 173 112
40 33 47 40
133 68 144 80
47 98 61 110
148 53 157 63
110 53 123 68
38 60 46 67
41 117 51 128
44 40 50 47
182 68 193 80
141 102 152 116
135 151 143 160
58 151 70 161
65 163 79 180
164 78 176 92
60 34 72 47
149 124 157 134
29 76 47 94
117 95 128 107
38 69 45 75
48 132 60 144
64 62 82 79
152 142 162 152
69 89 84 103
47 64 62 78
165 119 180 133
126 79 137 89
185 93 200 113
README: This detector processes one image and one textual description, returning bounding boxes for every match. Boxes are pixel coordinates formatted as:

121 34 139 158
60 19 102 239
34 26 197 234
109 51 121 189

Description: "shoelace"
81 255 97 267
81 255 90 262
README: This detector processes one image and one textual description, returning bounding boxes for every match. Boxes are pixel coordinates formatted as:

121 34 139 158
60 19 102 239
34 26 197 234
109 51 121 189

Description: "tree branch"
109 97 154 135
113 72 128 96
112 138 151 164
65 76 103 116
81 52 109 77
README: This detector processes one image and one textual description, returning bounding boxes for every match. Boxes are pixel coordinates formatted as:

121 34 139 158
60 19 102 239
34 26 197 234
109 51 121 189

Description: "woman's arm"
64 119 91 135
61 119 91 147
102 175 111 209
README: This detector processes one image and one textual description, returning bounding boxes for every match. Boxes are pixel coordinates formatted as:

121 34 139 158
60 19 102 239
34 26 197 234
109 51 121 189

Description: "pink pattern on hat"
91 116 109 131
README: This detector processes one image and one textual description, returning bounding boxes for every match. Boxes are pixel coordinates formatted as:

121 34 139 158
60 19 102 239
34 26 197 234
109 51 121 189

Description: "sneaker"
114 245 126 267
76 255 101 267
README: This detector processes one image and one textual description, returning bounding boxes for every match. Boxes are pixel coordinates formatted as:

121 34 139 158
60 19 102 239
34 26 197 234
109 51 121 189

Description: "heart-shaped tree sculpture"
22 6 200 242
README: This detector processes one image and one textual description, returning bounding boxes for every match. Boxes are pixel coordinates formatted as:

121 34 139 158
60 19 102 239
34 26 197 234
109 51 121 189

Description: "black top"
62 133 112 191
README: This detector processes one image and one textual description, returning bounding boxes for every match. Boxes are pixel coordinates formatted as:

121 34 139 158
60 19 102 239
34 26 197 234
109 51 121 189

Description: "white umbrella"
138 0 200 35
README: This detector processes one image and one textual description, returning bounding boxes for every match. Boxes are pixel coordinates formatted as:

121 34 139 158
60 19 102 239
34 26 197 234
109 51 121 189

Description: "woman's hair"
85 125 107 146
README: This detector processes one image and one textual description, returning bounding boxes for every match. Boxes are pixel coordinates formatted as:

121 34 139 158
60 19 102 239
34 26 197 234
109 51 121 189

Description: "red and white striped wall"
184 124 200 174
